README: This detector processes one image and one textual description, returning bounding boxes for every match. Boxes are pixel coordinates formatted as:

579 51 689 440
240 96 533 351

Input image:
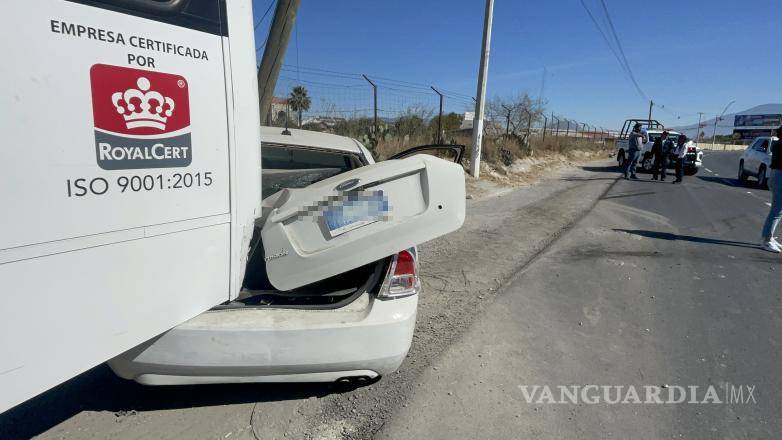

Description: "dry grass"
375 132 610 168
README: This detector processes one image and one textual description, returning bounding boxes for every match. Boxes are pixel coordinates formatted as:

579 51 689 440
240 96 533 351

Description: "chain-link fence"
267 64 615 163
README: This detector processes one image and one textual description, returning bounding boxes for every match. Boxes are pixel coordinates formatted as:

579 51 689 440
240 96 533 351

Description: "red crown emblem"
91 64 190 136
112 77 175 130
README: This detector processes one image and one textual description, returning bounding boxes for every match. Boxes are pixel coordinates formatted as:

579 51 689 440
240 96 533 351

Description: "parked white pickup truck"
615 119 703 175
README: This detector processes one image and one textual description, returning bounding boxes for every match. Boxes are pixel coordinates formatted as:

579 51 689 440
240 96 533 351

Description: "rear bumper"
108 294 417 384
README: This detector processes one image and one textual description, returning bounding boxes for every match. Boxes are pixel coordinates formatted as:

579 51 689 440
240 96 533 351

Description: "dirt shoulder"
4 157 619 440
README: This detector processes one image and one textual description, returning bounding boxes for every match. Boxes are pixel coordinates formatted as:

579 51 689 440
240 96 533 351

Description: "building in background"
268 96 291 125
732 104 782 141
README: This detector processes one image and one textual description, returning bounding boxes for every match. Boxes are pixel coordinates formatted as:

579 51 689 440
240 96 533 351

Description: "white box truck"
1 0 465 412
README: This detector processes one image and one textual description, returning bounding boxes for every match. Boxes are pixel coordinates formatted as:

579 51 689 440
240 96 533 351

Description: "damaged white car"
108 127 466 385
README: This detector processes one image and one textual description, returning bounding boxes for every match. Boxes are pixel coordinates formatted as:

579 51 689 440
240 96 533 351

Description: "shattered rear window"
261 144 364 199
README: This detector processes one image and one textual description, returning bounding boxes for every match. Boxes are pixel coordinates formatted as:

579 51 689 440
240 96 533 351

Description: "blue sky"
253 0 782 129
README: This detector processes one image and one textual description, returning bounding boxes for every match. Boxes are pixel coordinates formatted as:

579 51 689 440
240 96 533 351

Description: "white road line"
747 191 752 194
714 173 719 176
704 168 713 173
767 202 773 207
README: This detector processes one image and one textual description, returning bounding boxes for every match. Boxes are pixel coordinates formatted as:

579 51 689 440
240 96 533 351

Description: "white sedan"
738 136 777 189
108 127 466 385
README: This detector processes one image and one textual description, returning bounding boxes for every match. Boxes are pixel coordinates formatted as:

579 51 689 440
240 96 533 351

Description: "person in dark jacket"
651 131 671 181
623 123 646 179
761 127 782 253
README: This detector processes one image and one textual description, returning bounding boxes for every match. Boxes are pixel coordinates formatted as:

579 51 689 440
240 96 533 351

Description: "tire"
617 151 626 168
641 156 655 173
685 167 698 176
738 160 748 185
758 165 768 189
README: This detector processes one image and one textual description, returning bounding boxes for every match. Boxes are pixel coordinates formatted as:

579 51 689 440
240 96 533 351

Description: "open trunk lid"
261 154 465 291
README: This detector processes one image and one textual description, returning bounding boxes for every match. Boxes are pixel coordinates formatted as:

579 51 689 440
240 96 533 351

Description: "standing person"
651 131 671 181
760 128 782 253
623 122 646 180
672 135 688 184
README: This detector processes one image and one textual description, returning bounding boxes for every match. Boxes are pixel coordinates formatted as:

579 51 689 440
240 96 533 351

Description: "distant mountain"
672 104 782 139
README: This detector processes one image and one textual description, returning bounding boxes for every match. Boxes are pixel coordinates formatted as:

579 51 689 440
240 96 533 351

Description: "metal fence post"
431 86 444 143
542 116 548 143
362 74 378 136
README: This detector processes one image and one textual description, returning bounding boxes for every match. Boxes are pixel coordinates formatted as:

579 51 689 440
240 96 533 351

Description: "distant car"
108 127 466 386
738 136 777 189
615 119 703 175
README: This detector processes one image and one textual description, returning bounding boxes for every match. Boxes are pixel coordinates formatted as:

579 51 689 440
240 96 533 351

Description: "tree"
427 112 464 139
288 85 311 128
486 93 545 135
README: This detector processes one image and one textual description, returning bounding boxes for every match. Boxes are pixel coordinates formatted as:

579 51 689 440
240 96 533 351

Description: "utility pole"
257 0 301 124
431 86 444 143
538 66 548 105
695 112 704 143
362 75 378 137
648 100 653 127
712 100 735 149
470 0 495 178
566 120 570 136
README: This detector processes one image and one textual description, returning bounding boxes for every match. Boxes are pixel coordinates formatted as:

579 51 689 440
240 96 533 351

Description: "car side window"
756 140 769 152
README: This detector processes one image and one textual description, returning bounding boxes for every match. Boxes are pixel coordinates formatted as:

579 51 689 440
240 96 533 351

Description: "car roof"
646 130 681 135
260 126 365 155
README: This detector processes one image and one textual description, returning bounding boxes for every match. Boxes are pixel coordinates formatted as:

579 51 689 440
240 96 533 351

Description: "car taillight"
687 147 696 153
378 249 420 299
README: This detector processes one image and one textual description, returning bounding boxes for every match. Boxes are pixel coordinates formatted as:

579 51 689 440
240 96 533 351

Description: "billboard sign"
734 114 782 127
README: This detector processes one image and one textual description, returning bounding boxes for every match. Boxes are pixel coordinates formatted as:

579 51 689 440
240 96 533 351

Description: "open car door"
387 144 466 164
261 154 465 291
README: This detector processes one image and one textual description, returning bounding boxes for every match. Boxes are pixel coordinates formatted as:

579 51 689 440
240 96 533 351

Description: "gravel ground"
1 160 618 440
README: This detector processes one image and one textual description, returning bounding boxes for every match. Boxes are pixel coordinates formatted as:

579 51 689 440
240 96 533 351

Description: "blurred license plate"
324 191 388 237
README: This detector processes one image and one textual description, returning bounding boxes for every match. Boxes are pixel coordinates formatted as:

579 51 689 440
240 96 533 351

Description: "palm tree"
288 85 311 128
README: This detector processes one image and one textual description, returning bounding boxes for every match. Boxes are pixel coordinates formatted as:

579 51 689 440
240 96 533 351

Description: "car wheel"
617 151 625 168
738 161 748 185
685 167 698 176
758 165 768 189
641 156 654 173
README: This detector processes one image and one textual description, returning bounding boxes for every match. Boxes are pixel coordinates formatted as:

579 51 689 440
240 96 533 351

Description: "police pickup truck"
615 119 703 175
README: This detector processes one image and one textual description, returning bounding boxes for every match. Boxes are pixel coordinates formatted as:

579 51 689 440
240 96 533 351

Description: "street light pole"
712 100 735 149
469 0 495 179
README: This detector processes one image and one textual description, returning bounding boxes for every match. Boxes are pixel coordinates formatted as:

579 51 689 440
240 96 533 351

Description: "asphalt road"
380 151 782 439
3 152 780 439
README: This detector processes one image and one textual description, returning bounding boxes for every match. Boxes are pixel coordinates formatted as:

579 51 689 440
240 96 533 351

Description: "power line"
294 10 300 84
598 0 647 101
253 0 275 30
578 0 636 92
277 76 368 88
580 0 685 120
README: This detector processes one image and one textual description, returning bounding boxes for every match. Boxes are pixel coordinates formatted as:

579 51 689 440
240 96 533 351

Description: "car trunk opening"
226 231 391 309
214 141 387 309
